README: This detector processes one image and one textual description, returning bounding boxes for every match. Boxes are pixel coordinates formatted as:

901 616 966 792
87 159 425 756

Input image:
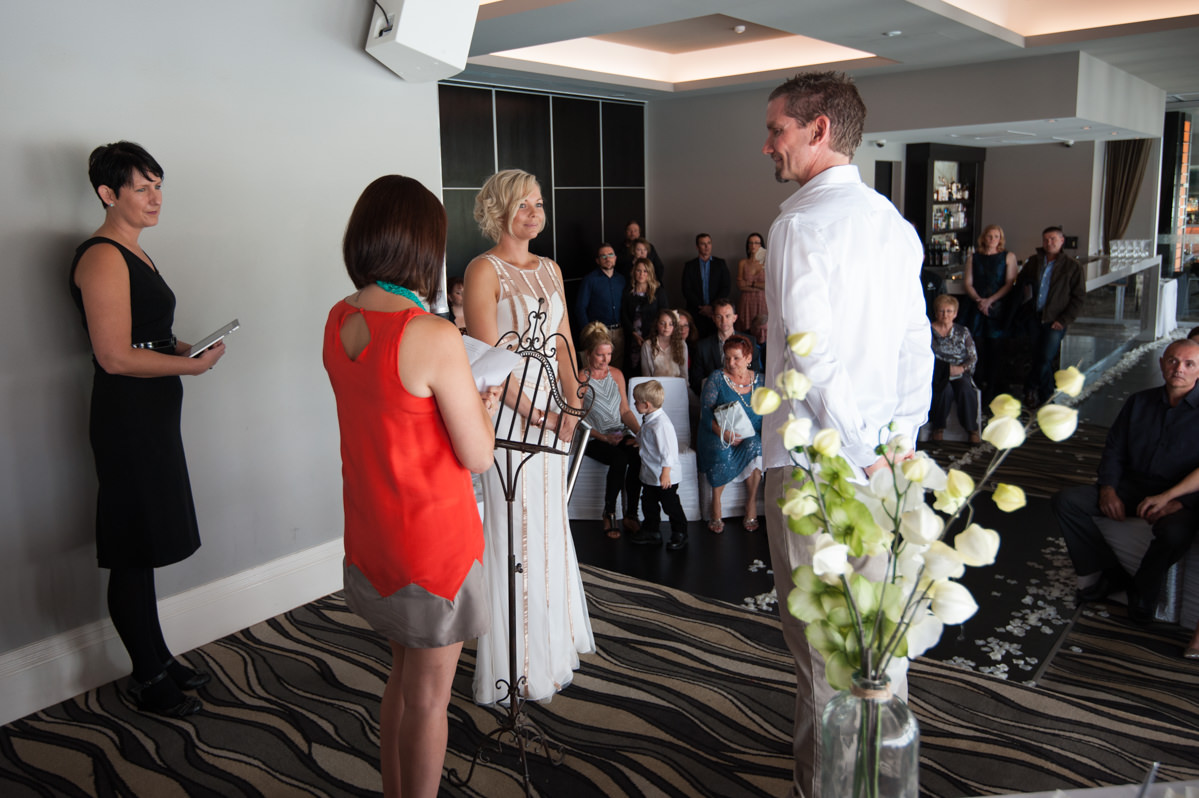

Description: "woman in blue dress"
698 335 763 533
962 224 1018 402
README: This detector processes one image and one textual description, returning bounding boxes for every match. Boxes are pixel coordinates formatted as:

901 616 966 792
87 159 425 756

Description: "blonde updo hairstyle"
580 321 614 359
474 169 544 243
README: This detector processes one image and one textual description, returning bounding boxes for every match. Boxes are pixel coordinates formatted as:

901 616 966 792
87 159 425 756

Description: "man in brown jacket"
1017 226 1085 406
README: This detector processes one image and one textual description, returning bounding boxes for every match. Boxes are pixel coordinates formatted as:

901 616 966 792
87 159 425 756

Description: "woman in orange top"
323 175 500 798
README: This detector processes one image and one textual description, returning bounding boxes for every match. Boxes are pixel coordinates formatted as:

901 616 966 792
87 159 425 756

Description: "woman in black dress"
70 142 226 717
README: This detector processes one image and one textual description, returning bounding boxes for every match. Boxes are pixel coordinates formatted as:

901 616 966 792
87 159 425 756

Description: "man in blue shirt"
576 243 626 368
1016 227 1085 406
1052 338 1199 623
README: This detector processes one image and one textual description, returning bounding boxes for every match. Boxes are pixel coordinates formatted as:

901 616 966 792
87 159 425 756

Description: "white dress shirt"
764 164 932 473
637 407 680 486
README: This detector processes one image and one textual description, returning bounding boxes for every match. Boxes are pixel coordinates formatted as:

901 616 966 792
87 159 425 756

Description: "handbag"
713 401 756 445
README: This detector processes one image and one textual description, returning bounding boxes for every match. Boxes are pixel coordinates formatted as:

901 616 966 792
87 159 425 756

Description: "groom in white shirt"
761 71 932 798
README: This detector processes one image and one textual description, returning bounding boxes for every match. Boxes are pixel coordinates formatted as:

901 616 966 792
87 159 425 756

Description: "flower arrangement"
750 332 1084 690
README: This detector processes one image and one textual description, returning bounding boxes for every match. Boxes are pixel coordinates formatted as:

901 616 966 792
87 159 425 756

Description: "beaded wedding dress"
472 254 595 705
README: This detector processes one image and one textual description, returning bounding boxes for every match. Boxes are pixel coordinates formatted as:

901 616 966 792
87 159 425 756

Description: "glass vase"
820 673 919 798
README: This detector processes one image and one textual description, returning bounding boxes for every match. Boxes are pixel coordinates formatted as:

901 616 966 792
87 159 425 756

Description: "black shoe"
628 528 663 545
666 533 687 551
129 671 203 718
1126 586 1155 626
166 658 212 691
1077 569 1129 603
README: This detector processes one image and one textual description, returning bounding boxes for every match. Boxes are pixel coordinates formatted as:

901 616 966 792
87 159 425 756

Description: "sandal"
603 512 621 540
707 518 725 534
743 517 760 532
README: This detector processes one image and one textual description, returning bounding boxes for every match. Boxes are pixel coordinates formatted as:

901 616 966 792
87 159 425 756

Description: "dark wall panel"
602 102 645 187
553 97 601 187
439 85 495 188
603 188 647 250
495 91 552 186
554 189 603 281
444 189 492 278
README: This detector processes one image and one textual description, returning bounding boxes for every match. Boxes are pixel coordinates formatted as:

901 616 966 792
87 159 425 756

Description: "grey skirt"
343 558 490 649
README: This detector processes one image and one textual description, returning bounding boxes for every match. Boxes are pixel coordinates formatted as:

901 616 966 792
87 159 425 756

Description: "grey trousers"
764 466 908 798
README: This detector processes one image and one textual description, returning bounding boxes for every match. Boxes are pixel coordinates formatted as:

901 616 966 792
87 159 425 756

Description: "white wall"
981 142 1099 259
0 0 441 664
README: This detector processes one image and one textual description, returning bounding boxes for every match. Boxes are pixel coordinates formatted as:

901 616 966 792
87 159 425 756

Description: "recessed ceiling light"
733 24 747 34
882 30 902 37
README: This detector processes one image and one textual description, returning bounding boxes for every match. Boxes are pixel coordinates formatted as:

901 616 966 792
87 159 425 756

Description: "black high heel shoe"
166 658 212 691
129 671 202 718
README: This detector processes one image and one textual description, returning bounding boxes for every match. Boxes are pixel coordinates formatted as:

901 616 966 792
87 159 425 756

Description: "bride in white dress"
463 169 595 705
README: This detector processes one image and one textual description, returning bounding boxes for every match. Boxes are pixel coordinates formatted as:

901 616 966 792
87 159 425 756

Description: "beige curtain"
1102 138 1151 250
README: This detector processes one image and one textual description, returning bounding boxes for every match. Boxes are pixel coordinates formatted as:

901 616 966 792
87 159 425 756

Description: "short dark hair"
712 297 735 313
768 71 866 157
1188 325 1199 340
88 141 163 209
1042 226 1064 236
723 334 753 360
342 175 446 298
596 242 615 256
696 233 711 245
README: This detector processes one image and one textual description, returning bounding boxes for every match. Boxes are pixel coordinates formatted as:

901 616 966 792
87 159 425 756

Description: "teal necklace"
375 281 427 311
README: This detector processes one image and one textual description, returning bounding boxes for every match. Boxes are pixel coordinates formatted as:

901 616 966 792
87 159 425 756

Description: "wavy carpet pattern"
2 565 1197 797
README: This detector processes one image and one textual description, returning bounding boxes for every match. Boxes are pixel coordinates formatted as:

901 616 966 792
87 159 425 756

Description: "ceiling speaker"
365 0 478 82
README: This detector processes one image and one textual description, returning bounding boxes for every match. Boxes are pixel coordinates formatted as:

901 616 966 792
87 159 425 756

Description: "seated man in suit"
689 298 761 395
681 233 730 339
1052 338 1199 623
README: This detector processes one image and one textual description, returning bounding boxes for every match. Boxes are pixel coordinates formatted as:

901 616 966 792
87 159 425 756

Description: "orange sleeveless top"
323 301 484 600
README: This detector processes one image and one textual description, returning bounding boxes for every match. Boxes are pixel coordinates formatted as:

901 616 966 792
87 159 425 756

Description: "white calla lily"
1037 404 1078 442
922 540 966 580
779 415 813 450
1054 366 1085 397
899 504 943 545
992 483 1026 512
954 524 1000 566
751 387 781 415
787 331 816 357
929 580 979 624
775 369 812 400
982 416 1026 449
811 428 841 457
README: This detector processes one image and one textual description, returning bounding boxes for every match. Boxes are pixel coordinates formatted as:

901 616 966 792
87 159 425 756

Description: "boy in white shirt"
631 380 688 550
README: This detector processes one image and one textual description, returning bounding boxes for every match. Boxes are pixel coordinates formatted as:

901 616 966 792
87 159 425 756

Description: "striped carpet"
4 564 1198 797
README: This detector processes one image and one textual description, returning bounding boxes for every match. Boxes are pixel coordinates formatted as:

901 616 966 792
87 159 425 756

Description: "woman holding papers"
69 141 226 718
324 175 499 798
463 169 595 705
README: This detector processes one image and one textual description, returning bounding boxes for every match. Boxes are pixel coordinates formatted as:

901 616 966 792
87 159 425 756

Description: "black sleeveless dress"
69 237 201 568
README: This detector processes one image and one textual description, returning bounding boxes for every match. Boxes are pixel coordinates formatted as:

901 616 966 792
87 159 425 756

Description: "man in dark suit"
689 298 762 394
681 233 730 338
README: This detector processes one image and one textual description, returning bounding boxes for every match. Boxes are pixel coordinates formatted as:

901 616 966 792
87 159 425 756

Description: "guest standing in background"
736 232 768 344
621 256 666 374
324 175 499 798
962 224 1017 402
681 233 731 338
463 169 595 706
641 308 688 379
579 322 643 539
575 243 626 369
1015 226 1085 407
615 221 667 283
70 141 226 719
928 294 981 442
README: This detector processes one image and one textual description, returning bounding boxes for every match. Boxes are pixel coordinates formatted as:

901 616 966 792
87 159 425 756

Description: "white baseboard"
0 538 343 727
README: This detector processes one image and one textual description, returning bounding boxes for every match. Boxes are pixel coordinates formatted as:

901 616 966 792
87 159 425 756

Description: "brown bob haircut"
342 175 446 298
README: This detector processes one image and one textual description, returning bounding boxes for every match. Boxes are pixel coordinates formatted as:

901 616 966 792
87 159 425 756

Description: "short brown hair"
633 379 664 409
768 71 866 157
932 293 959 312
342 175 446 297
474 169 543 243
722 334 753 361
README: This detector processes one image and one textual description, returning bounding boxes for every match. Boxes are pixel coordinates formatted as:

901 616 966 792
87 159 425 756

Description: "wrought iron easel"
447 298 591 796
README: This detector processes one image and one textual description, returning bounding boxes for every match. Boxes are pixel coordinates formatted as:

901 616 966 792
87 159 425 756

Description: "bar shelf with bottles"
904 143 985 271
